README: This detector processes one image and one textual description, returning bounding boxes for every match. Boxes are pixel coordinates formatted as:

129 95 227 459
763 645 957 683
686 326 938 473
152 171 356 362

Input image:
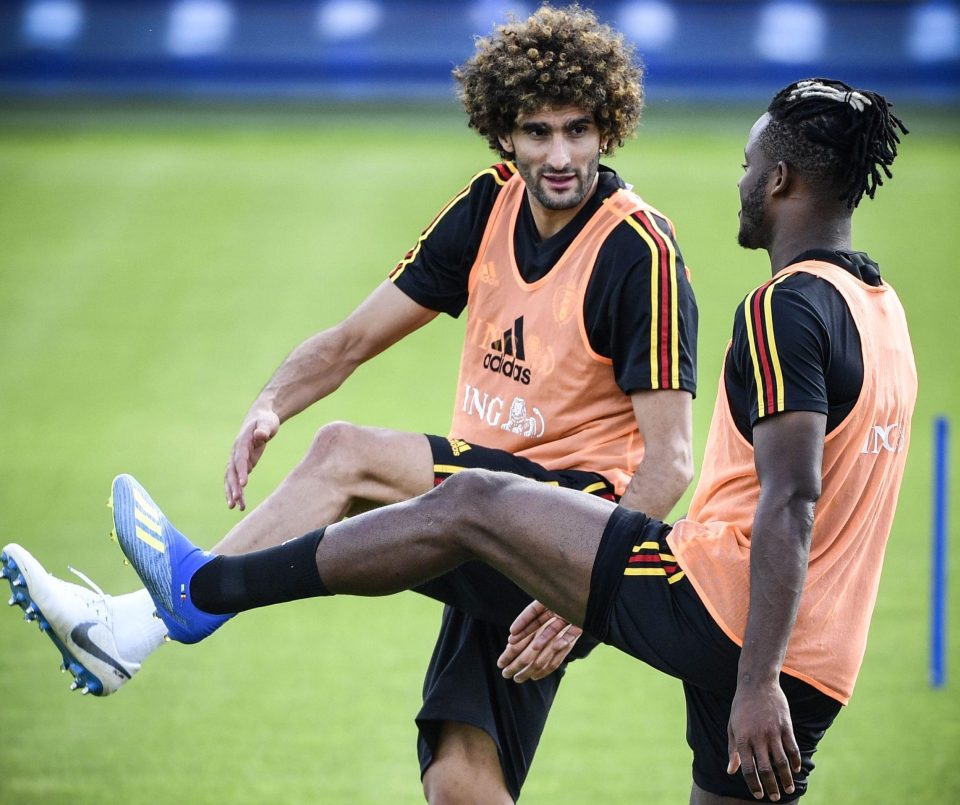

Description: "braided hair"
759 78 908 209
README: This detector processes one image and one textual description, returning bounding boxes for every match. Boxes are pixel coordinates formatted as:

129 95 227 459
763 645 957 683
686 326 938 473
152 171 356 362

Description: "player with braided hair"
756 78 908 209
37 76 915 801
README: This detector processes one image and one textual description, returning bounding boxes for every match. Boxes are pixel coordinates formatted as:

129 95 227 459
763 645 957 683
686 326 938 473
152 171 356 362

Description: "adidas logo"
483 317 532 385
447 438 472 457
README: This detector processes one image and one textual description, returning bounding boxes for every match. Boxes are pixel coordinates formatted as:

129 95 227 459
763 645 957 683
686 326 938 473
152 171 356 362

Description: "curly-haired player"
3 5 697 802
41 75 914 802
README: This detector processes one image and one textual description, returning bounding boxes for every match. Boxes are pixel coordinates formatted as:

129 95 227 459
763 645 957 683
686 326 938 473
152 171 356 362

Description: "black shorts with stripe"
413 435 615 801
584 506 842 802
431 435 618 499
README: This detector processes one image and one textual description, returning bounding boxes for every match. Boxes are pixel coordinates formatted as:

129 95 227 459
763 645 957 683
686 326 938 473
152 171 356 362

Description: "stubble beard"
737 168 772 250
519 150 600 212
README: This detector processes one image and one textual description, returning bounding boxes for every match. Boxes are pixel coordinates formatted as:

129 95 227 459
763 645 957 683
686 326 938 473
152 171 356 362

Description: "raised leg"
214 423 433 555
317 468 617 627
112 467 619 803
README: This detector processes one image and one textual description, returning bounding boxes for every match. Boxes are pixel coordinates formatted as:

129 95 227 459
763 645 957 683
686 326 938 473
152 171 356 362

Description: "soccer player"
30 76 912 803
2 6 696 802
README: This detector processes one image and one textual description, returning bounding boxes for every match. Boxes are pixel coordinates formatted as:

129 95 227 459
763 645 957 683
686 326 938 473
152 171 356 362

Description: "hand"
224 409 280 510
726 679 801 801
497 600 582 683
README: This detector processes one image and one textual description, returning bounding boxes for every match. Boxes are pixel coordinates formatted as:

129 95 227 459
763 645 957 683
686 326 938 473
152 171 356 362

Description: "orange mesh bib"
669 262 917 702
449 173 657 494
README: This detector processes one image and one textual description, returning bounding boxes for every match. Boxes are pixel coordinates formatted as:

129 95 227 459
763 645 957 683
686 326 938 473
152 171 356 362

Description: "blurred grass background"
0 101 958 803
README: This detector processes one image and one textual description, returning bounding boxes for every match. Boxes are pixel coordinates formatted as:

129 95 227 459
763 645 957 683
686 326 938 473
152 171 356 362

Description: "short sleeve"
585 209 698 396
729 277 831 427
389 165 508 317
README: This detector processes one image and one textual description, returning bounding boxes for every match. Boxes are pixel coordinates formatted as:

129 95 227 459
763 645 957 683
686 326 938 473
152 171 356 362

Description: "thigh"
584 507 740 683
430 482 617 630
586 508 843 802
416 606 565 801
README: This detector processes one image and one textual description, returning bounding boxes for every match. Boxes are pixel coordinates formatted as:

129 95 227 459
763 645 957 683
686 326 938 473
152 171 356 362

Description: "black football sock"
190 528 330 614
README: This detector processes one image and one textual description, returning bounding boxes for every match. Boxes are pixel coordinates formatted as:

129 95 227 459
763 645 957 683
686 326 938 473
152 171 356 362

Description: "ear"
770 161 793 198
498 133 515 156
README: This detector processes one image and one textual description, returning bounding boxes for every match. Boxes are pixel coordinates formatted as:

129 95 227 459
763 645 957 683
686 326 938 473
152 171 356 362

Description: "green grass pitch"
0 101 957 803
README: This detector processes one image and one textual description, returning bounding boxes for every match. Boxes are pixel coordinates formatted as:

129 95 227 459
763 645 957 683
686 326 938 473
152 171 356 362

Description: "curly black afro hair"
454 4 645 158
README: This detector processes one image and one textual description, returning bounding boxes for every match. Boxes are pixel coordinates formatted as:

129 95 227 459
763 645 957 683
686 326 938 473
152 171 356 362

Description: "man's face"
499 105 605 220
737 114 775 250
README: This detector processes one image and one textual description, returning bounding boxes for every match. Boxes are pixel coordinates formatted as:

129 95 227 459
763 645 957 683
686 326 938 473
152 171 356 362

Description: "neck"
767 214 852 275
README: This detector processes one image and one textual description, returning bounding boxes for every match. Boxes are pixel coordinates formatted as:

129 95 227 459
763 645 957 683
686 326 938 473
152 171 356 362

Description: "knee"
424 469 522 550
437 468 508 505
432 470 507 524
423 769 467 805
296 421 373 484
424 772 511 805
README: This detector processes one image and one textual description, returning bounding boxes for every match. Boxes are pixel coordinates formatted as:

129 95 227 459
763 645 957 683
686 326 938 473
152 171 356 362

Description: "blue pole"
931 416 949 688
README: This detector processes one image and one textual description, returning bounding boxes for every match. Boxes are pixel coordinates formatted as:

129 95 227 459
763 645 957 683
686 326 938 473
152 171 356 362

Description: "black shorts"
413 435 616 800
584 506 842 802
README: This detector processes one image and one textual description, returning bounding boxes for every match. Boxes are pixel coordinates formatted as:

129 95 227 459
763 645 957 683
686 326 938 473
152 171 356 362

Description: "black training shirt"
725 249 880 441
391 164 698 397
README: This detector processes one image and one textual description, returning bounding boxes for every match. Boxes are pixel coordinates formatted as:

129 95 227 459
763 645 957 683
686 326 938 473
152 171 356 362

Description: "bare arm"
727 410 825 801
500 388 694 681
225 281 438 509
619 388 694 517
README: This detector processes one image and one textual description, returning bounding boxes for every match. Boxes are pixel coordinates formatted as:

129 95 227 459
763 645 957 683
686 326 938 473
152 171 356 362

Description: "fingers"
224 462 244 511
783 725 802 776
224 417 275 511
498 621 582 682
224 442 250 511
523 627 580 681
731 737 797 801
726 723 741 775
741 742 779 801
727 682 801 801
734 739 764 800
780 724 802 792
252 424 273 444
497 631 536 672
528 619 580 654
507 600 553 643
771 749 796 799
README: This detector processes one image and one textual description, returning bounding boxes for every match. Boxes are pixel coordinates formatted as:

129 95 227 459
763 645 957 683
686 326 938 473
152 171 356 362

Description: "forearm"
619 445 693 518
250 281 438 424
620 389 694 517
738 492 815 683
253 326 361 424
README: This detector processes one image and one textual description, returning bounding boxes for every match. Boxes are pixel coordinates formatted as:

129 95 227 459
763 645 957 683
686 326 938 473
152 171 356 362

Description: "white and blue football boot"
1 543 140 696
111 474 233 644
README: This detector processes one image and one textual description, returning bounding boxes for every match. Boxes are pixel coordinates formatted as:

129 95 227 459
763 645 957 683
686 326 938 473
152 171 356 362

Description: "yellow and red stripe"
623 540 685 583
743 275 791 418
389 163 515 282
624 210 680 390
